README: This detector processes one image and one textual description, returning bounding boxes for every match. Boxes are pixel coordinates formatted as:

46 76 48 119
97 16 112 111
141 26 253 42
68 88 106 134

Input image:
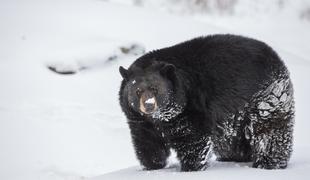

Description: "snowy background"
0 0 310 180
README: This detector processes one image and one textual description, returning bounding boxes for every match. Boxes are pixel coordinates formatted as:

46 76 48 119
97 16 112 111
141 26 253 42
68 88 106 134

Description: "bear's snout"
139 92 158 114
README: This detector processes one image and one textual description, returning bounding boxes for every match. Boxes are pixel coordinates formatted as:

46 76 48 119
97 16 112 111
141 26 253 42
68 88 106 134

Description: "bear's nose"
139 92 158 114
144 98 156 112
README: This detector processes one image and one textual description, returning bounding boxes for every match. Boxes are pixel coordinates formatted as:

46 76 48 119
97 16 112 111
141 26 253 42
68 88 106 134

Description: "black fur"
119 34 294 171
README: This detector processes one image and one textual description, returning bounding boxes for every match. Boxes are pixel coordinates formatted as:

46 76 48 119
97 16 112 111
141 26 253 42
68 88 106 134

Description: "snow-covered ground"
0 0 310 180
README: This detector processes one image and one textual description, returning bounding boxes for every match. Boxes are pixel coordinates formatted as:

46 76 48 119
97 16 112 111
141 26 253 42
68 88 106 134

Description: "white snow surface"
0 0 310 180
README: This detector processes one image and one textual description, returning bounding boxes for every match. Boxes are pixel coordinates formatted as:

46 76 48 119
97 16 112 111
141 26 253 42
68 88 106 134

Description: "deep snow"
0 0 310 180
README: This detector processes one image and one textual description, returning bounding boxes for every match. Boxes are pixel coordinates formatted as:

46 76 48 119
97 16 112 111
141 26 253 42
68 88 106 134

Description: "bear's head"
119 61 186 121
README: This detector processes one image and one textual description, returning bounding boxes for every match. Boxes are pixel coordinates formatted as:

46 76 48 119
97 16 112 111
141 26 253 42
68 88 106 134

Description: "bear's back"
131 34 289 111
133 34 286 78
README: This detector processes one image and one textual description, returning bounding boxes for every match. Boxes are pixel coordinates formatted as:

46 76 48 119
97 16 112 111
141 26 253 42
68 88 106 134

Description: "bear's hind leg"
251 121 294 169
248 78 294 169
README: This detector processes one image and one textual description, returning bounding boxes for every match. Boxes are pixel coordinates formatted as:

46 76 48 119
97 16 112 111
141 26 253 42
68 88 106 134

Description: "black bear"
118 34 294 171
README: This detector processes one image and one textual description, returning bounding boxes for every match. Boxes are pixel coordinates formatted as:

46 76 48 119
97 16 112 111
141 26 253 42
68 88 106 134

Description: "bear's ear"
160 64 176 79
119 66 129 80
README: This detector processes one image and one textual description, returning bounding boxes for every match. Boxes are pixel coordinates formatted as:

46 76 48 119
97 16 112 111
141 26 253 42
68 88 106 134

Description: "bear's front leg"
128 120 170 170
175 135 212 171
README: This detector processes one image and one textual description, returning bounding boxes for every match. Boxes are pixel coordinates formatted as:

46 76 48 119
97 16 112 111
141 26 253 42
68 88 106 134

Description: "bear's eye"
150 87 158 94
136 89 142 97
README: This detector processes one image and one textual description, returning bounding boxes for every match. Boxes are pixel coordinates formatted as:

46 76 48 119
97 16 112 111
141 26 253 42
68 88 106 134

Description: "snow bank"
91 147 310 180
